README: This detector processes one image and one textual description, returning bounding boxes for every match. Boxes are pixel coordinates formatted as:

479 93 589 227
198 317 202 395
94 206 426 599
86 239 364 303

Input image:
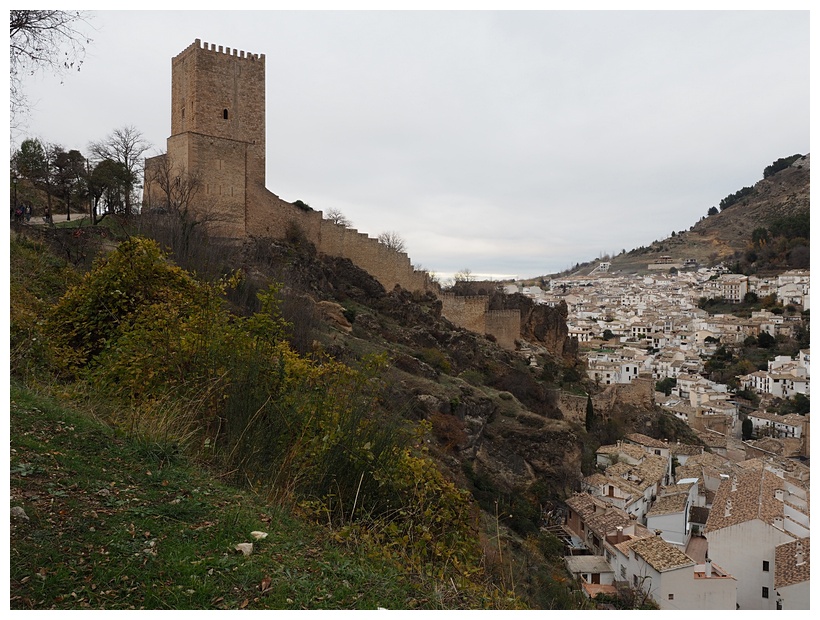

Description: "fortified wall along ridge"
144 39 534 350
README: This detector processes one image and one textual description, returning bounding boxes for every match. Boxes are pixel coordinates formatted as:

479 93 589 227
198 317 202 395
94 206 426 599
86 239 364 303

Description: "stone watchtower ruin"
145 40 529 350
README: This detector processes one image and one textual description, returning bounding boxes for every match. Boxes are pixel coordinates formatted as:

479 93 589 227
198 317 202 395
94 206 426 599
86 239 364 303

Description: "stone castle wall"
485 309 521 350
440 293 489 335
146 40 539 350
170 40 266 188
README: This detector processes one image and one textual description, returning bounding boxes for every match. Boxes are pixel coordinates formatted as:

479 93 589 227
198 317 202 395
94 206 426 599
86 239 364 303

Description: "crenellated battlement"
176 38 264 62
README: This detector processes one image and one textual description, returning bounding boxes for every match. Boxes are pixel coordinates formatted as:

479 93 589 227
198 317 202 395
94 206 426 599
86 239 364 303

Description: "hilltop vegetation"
561 154 809 276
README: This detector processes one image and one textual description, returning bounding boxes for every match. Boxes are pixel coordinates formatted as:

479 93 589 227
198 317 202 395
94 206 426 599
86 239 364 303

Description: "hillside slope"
572 154 810 275
10 382 516 610
10 227 597 610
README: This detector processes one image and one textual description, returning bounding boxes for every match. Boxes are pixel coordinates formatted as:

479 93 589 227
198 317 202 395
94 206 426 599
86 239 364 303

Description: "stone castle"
144 39 543 352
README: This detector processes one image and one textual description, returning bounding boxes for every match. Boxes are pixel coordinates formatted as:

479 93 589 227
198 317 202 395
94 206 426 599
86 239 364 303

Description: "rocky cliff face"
237 239 586 523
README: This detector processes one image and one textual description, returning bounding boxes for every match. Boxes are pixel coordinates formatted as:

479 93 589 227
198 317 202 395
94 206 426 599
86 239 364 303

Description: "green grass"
10 382 505 610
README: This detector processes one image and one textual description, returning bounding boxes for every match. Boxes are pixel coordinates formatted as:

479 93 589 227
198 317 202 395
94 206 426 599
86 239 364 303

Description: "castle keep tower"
146 39 267 236
144 40 440 307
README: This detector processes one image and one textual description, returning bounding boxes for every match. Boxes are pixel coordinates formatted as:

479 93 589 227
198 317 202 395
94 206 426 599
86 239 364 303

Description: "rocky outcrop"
240 234 585 532
592 376 655 417
401 377 583 498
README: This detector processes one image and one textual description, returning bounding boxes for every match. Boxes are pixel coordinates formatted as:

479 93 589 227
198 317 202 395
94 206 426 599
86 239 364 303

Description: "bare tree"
9 10 92 126
325 207 352 227
454 268 474 282
141 154 228 273
378 230 407 253
144 154 202 216
89 126 151 217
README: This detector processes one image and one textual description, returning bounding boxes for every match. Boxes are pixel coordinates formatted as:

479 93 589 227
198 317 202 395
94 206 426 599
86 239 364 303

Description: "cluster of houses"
740 351 811 400
508 268 809 349
507 267 810 608
560 434 809 609
513 266 810 450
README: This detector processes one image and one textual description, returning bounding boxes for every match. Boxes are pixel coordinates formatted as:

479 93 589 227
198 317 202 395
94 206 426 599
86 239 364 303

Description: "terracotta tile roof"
566 492 608 519
586 507 633 538
695 429 727 448
596 442 647 462
675 452 735 478
626 534 695 572
582 472 610 489
703 467 803 533
624 432 668 449
610 452 667 482
689 505 710 524
646 492 688 516
564 554 615 575
774 538 809 589
669 442 703 457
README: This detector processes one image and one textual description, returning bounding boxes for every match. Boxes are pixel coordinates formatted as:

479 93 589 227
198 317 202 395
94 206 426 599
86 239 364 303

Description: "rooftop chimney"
795 542 805 566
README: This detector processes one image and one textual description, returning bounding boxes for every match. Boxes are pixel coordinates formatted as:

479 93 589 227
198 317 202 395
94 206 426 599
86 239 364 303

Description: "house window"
620 566 626 579
763 561 770 572
668 593 674 600
762 587 769 599
223 108 229 119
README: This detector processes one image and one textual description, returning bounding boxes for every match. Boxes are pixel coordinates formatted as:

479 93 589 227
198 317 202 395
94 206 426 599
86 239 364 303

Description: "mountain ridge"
547 154 809 278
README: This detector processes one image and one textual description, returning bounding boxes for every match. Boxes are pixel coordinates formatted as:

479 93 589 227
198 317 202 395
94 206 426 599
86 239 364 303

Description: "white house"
645 480 699 549
703 465 810 610
610 533 736 609
747 411 805 440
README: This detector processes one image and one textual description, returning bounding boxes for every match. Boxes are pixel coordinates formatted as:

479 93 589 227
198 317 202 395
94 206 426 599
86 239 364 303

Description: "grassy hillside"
10 382 510 610
9 229 535 610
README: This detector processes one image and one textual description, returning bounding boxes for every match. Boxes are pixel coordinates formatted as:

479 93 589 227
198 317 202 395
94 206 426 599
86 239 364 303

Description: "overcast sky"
12 8 810 280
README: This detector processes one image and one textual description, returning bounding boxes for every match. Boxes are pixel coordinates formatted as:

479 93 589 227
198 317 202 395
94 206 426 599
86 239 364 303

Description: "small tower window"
223 109 229 120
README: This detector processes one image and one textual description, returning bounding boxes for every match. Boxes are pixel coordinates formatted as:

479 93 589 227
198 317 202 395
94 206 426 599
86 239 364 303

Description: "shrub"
47 236 210 375
10 235 80 381
416 347 452 374
459 369 485 386
763 154 802 178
